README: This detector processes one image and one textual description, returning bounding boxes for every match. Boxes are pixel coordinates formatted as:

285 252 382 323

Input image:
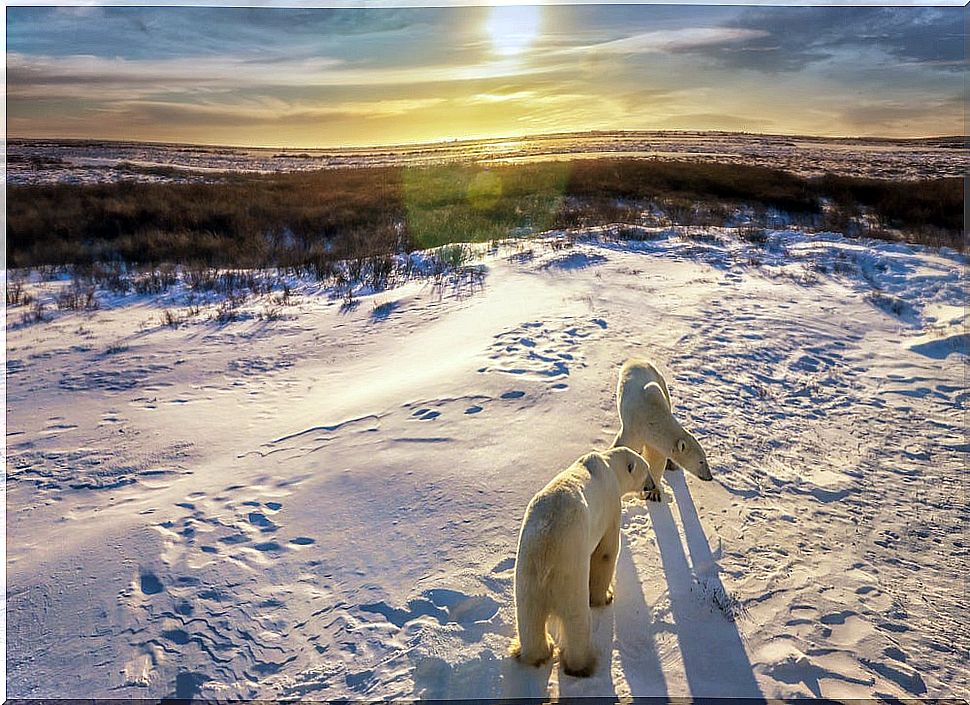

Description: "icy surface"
5 228 968 700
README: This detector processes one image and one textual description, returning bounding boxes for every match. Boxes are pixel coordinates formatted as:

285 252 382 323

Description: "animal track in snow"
59 362 173 392
400 395 495 426
361 589 500 629
7 440 192 493
479 316 608 388
120 487 322 697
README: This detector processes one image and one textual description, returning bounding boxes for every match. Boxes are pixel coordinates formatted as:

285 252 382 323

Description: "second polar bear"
511 446 650 677
613 357 712 501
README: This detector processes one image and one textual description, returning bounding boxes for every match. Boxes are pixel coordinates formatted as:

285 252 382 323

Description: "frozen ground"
7 131 966 185
5 227 968 700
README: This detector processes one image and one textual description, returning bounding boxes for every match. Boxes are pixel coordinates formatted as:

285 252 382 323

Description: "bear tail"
508 636 522 658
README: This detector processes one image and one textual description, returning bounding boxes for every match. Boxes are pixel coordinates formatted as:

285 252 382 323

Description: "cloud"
565 27 770 55
6 49 564 105
6 53 344 99
109 96 448 126
7 7 439 57
8 92 456 145
467 90 537 104
685 7 966 73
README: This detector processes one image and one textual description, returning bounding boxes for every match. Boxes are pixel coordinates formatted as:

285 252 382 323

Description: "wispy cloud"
467 90 537 104
7 49 564 103
563 27 769 55
682 7 966 73
109 96 448 125
6 53 343 99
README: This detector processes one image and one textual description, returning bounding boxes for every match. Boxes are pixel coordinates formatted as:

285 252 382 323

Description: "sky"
6 4 966 147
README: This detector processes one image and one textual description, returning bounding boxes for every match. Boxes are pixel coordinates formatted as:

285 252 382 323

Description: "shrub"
260 305 283 321
76 261 130 293
214 294 246 323
21 302 47 325
437 243 473 269
161 309 181 327
368 255 395 290
56 284 98 311
6 281 32 307
133 265 178 295
738 225 769 245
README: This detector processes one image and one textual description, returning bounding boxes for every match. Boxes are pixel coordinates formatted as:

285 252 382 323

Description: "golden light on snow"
485 5 541 58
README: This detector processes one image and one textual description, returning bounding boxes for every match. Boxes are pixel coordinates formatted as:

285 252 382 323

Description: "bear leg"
512 594 554 666
557 569 596 677
641 445 667 502
589 519 620 607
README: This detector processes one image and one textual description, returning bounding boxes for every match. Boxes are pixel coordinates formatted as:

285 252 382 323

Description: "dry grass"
7 160 963 270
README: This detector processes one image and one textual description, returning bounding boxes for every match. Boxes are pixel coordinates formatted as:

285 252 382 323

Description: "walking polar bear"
511 446 650 677
612 357 712 501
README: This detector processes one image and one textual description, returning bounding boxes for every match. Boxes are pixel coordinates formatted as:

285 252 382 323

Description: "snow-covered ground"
5 227 967 700
8 131 966 184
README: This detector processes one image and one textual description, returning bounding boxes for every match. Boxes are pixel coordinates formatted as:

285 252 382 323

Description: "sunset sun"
485 4 541 58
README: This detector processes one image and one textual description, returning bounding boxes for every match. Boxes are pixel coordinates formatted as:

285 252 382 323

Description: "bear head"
603 446 651 496
640 382 713 482
670 430 712 481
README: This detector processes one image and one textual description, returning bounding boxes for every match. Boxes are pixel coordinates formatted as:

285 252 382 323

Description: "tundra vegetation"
7 160 962 279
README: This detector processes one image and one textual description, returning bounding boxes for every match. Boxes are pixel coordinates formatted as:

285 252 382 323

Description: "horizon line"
7 129 966 153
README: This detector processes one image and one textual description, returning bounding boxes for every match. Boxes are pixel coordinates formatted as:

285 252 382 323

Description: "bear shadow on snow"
648 471 765 701
553 603 621 698
613 532 669 697
410 647 554 701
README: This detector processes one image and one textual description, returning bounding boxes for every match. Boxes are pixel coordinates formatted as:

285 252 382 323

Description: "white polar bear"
612 357 712 501
510 446 650 677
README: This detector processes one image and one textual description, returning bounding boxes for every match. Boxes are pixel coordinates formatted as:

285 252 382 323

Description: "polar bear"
612 357 712 501
510 446 650 677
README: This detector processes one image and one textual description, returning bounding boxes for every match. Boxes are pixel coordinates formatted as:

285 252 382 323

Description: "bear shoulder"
619 359 671 407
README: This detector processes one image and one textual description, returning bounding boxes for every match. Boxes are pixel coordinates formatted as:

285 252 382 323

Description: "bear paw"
510 637 553 666
524 651 553 667
562 659 595 678
590 588 614 606
644 487 662 502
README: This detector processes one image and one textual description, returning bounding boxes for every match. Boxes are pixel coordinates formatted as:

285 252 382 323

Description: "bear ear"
642 382 670 412
676 438 687 453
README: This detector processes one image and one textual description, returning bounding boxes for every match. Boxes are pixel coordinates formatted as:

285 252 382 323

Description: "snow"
5 227 968 700
8 131 966 185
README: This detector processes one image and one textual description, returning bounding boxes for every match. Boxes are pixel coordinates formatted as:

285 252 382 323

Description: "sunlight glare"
486 5 541 58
